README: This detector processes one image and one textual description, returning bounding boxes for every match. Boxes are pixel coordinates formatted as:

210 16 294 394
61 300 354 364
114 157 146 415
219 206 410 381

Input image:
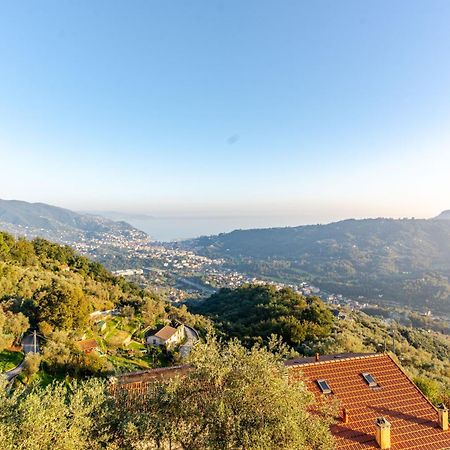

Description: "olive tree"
0 378 112 450
115 336 336 450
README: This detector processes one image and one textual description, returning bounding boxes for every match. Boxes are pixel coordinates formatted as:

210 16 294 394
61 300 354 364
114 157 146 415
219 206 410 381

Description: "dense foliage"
0 377 112 450
0 338 335 450
0 231 143 329
0 306 29 351
185 218 450 313
190 285 333 350
0 232 208 377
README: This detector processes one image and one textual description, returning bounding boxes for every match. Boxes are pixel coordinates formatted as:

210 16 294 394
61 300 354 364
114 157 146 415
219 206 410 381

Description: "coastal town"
59 227 450 337
94 236 370 310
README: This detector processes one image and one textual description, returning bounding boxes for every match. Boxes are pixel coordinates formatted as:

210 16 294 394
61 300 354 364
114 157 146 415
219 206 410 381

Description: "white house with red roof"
147 324 185 350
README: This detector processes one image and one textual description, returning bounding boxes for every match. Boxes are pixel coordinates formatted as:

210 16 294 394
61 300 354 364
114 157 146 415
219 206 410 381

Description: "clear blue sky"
1 1 450 224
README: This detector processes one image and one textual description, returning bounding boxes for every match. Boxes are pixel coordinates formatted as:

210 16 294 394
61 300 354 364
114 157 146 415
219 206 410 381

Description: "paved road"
3 333 40 383
176 277 216 295
22 333 40 355
4 360 24 382
179 325 199 359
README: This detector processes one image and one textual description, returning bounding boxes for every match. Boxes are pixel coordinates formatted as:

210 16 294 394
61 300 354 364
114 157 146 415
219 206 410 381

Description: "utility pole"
33 330 37 354
392 330 395 355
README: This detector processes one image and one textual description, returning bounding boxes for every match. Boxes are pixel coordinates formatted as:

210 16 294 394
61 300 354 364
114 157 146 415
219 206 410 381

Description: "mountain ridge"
0 198 148 245
183 215 450 314
435 210 450 220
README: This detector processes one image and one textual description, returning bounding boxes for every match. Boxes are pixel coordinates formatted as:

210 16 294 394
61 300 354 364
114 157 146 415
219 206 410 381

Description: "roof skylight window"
317 379 332 394
362 373 378 387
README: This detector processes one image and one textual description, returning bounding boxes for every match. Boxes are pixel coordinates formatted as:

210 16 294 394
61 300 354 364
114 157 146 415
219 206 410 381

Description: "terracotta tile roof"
110 365 192 397
154 325 178 341
288 353 450 450
76 338 99 353
114 365 191 385
285 353 370 366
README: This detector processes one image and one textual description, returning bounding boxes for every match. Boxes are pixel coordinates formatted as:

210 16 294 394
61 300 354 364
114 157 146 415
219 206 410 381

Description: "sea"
100 213 313 242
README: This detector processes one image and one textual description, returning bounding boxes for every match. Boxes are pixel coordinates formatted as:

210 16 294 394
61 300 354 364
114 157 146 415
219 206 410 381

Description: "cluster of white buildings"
144 245 225 271
77 236 369 311
112 268 144 277
71 229 150 255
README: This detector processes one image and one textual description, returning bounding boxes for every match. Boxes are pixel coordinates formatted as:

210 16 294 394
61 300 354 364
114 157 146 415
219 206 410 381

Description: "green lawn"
128 340 147 351
107 354 152 372
0 350 24 372
31 370 67 387
86 315 156 373
105 329 131 347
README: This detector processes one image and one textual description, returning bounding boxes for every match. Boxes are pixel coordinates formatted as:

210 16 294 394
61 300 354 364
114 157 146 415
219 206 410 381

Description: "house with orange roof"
287 353 450 450
146 324 185 350
76 338 100 354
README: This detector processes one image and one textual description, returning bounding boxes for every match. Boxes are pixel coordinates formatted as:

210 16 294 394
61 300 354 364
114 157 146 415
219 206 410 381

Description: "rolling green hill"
184 217 450 314
0 198 147 244
0 231 207 378
190 285 333 349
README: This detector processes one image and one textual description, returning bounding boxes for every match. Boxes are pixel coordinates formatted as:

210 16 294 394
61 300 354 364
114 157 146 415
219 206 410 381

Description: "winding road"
179 325 199 359
3 333 40 383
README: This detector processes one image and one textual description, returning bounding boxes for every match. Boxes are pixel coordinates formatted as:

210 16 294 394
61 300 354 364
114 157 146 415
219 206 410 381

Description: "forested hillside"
2 233 449 449
0 232 207 377
185 217 450 313
0 198 147 244
190 285 333 350
0 231 143 327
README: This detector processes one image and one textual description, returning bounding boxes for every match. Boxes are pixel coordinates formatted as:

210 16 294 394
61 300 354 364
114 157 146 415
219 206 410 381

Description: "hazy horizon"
2 194 449 241
1 1 450 222
94 208 446 241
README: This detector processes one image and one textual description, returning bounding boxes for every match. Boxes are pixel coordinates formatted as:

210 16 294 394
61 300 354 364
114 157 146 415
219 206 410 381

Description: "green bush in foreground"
0 378 111 450
113 337 336 450
0 338 335 450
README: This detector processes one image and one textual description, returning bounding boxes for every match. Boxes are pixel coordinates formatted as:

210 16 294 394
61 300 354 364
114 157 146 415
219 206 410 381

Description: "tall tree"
33 280 90 331
4 311 29 345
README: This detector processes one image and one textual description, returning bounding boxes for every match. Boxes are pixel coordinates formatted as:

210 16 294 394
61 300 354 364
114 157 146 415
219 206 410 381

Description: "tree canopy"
190 285 333 350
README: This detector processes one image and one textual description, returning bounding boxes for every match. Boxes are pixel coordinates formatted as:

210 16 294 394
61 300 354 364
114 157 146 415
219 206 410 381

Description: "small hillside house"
147 324 185 350
76 338 100 354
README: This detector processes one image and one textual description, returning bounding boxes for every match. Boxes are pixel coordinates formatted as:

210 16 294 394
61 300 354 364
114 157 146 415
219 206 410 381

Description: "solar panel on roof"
317 379 332 394
362 372 378 387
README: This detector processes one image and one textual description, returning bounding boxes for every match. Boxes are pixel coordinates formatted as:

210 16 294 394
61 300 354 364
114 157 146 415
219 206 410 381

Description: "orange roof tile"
153 325 178 341
288 353 450 450
76 338 99 353
114 365 191 385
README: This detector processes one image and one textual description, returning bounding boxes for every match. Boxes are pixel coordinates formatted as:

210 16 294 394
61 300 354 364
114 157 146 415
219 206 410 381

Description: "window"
362 372 378 387
317 379 332 394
